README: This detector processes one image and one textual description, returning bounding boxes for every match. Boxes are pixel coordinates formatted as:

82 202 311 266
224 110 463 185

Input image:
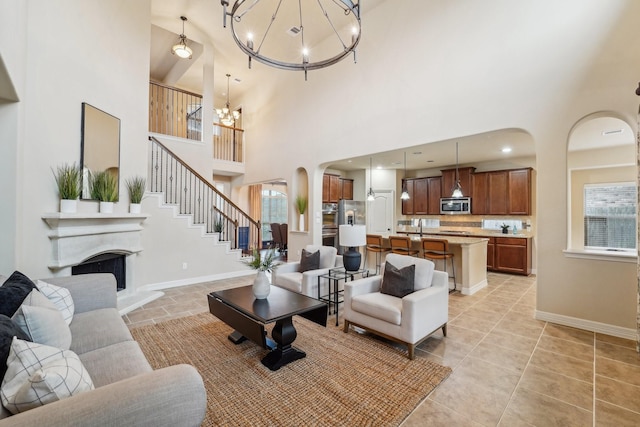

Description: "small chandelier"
171 16 193 59
367 157 375 202
216 74 241 127
221 0 361 80
400 152 410 200
451 142 464 198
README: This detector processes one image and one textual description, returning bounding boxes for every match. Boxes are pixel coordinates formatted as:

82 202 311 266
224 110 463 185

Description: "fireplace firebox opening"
72 253 126 291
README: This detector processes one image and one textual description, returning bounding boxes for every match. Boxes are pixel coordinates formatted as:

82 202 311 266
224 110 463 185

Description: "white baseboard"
461 279 488 296
535 310 637 341
139 270 255 292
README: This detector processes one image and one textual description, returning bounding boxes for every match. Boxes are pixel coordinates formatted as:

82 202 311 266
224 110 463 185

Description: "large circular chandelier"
221 0 361 80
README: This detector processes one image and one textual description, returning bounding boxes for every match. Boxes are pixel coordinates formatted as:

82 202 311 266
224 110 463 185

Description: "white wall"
2 0 151 280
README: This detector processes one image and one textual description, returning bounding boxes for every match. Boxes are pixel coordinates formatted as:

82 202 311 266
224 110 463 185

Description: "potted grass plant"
52 163 82 213
125 176 146 214
90 170 118 213
295 195 308 232
242 247 279 299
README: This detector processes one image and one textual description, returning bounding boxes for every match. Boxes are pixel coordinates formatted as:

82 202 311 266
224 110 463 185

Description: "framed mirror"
80 103 120 200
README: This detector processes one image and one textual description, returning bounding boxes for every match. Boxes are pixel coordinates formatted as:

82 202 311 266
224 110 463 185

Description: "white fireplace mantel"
42 213 149 269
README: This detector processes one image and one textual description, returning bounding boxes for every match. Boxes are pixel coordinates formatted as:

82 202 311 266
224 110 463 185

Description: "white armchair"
271 245 343 298
343 254 448 359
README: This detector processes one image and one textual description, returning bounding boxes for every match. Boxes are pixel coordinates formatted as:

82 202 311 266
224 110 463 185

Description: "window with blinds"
583 183 636 251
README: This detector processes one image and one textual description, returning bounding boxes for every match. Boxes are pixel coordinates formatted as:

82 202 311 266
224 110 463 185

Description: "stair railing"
148 136 260 252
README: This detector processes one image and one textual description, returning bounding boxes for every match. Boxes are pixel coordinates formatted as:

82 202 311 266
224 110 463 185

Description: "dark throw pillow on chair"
299 249 320 273
380 261 415 298
0 271 38 317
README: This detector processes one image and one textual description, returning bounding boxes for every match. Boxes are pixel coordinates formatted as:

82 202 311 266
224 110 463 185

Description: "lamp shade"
339 224 366 247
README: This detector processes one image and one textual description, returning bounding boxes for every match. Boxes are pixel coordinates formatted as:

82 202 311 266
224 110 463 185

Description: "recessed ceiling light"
602 129 623 136
347 160 352 163
501 147 512 153
376 165 382 170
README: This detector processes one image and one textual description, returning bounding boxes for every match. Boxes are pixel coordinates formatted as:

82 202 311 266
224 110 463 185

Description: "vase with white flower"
242 248 280 299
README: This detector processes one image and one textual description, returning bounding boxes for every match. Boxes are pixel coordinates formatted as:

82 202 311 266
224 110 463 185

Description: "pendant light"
400 152 410 200
451 142 464 198
216 74 241 127
367 157 375 201
171 16 193 59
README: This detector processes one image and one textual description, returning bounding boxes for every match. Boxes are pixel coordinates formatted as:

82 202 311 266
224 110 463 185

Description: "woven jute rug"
131 312 452 427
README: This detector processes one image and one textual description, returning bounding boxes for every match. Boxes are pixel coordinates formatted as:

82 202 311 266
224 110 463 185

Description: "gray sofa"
0 273 206 426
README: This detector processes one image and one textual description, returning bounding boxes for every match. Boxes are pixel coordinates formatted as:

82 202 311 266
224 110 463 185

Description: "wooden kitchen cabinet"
508 168 531 215
323 174 353 202
413 178 429 214
491 236 531 275
401 177 440 215
488 171 508 214
486 237 495 269
427 177 442 215
471 172 489 214
441 167 474 198
471 168 532 215
341 178 353 200
401 178 415 215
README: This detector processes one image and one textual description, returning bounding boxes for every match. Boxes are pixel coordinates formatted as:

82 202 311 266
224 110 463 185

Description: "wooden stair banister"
148 136 260 252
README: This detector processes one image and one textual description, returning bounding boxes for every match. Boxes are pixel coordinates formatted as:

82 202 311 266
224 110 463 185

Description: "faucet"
419 218 423 237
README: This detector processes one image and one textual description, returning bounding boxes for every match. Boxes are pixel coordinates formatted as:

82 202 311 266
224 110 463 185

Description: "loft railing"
149 81 202 141
213 122 244 163
148 136 260 253
149 82 245 164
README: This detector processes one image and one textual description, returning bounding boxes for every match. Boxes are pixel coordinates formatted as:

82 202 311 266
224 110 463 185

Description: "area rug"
131 312 452 427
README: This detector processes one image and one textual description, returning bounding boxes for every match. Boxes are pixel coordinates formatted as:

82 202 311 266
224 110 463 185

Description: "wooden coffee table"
208 285 327 371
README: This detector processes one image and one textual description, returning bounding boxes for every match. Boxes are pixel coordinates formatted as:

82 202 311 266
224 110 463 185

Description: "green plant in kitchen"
295 195 308 215
90 170 118 202
52 163 82 200
125 176 146 204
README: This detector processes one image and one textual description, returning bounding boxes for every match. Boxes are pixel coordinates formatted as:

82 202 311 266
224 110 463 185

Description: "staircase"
148 136 260 254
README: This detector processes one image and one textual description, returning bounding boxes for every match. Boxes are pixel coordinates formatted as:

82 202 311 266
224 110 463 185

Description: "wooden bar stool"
389 236 420 257
421 238 456 292
364 234 391 275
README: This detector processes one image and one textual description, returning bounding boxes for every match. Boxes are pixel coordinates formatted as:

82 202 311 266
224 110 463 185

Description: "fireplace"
42 213 148 295
72 253 126 291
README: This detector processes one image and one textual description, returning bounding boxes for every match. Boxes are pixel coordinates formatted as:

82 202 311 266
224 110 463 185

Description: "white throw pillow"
1 338 94 414
11 304 72 350
20 288 58 312
36 280 75 325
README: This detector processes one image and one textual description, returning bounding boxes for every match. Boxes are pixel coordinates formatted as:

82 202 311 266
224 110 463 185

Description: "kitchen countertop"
379 233 489 246
395 227 533 239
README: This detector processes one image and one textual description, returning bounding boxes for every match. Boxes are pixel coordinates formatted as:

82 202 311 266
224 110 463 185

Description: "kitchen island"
373 234 489 295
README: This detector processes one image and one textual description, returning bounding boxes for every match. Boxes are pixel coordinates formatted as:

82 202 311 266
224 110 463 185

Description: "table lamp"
339 224 366 272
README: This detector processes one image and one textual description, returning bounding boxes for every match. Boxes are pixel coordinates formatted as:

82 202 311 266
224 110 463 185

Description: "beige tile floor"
125 272 640 426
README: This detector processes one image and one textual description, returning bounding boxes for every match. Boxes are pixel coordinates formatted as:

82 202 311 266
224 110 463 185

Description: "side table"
318 268 369 326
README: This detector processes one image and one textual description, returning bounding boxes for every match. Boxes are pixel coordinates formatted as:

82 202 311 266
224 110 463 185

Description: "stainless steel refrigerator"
337 200 366 254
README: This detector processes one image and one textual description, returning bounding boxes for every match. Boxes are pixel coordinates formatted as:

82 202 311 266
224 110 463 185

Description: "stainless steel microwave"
440 197 471 214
